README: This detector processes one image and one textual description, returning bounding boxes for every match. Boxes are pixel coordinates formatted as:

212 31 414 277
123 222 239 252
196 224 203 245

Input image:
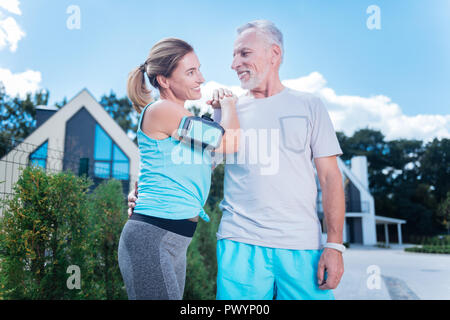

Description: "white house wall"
337 158 377 245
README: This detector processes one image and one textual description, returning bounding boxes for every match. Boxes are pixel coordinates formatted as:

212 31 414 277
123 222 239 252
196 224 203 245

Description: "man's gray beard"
240 67 270 90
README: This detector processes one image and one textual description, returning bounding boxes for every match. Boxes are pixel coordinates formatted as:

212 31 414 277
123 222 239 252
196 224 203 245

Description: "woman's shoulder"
146 100 193 119
142 100 194 138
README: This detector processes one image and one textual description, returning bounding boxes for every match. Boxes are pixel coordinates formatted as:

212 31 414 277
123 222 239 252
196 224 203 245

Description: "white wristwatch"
323 242 346 253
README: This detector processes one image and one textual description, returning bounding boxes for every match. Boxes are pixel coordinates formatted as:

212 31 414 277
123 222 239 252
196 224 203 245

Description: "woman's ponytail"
127 63 152 114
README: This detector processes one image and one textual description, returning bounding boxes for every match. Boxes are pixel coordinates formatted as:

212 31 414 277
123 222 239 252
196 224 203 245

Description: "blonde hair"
127 38 194 113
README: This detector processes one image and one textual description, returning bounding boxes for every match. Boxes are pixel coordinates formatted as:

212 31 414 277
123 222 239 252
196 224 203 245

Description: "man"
129 20 345 300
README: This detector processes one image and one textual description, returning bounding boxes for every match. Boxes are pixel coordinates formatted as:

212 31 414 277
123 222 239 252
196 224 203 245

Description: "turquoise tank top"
134 102 212 222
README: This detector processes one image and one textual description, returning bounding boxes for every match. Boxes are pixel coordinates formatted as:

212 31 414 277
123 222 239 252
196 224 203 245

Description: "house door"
347 217 363 244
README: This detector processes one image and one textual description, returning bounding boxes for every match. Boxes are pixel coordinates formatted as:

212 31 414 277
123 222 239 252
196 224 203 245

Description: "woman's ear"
156 75 170 89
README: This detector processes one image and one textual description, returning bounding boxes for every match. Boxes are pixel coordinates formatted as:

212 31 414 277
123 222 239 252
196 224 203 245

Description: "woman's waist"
129 212 197 237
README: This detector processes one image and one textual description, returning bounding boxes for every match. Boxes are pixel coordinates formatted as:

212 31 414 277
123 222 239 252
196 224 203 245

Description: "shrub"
405 245 450 254
0 167 128 299
88 179 128 299
0 166 92 299
183 203 222 300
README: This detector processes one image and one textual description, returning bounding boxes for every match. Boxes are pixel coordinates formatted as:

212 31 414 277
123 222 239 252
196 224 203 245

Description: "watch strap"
324 242 346 253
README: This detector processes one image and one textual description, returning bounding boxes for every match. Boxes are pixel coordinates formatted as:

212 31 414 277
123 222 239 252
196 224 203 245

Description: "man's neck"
248 77 285 99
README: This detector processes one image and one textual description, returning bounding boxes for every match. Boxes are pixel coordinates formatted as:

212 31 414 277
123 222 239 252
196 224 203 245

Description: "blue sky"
1 0 449 141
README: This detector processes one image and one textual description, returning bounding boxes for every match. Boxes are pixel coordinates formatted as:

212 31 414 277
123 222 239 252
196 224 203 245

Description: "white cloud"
0 0 25 52
193 72 450 142
0 0 22 15
0 67 42 98
0 15 25 52
287 72 450 142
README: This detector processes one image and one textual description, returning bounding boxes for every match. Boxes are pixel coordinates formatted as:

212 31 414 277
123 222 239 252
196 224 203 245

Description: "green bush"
0 166 128 299
405 244 450 254
183 203 221 300
408 234 450 246
87 179 128 299
0 166 92 299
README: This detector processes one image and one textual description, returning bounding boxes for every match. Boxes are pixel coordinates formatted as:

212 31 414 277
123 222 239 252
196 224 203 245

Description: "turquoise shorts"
216 239 335 300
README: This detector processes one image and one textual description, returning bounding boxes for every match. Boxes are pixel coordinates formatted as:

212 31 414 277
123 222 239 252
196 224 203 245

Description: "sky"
0 0 449 142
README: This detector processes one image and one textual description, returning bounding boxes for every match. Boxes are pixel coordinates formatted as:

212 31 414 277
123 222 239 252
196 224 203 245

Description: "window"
94 124 129 180
29 141 48 169
112 145 129 180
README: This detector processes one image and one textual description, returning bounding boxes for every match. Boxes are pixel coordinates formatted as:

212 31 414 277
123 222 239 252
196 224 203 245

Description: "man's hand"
317 247 344 290
127 181 138 218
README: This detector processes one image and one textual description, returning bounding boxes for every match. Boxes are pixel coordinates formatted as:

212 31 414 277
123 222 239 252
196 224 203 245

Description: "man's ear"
271 44 282 66
156 74 170 89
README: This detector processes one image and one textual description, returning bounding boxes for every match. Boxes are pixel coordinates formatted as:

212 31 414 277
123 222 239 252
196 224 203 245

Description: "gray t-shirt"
212 87 343 250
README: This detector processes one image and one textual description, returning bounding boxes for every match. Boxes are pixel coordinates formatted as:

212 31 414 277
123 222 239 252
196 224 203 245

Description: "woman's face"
167 51 205 101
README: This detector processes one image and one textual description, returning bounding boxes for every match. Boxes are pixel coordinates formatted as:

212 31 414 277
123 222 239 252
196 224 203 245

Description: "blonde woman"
118 38 239 300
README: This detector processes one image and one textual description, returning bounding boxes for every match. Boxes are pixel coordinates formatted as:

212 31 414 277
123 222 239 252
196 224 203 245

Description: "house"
318 155 406 246
0 88 139 215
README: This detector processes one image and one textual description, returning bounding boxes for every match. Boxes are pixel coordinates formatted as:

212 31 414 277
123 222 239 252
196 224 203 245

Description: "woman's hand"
206 88 237 109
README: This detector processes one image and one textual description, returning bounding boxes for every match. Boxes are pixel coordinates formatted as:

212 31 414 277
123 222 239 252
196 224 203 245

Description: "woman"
118 38 240 300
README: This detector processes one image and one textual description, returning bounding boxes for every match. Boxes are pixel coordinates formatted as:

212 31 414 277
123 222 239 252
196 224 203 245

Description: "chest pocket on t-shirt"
279 116 308 154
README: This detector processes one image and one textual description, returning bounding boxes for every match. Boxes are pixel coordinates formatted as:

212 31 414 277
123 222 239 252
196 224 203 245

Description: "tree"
0 83 49 158
437 192 450 234
0 84 69 158
420 138 450 204
99 91 137 143
336 128 447 240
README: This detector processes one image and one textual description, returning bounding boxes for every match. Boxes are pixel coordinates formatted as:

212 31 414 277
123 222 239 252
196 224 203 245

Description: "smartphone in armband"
177 115 225 150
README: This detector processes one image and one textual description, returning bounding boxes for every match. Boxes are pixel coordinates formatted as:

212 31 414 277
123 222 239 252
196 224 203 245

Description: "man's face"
231 29 272 90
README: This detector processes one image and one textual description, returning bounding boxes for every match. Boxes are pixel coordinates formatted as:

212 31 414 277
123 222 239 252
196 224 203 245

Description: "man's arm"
314 155 345 290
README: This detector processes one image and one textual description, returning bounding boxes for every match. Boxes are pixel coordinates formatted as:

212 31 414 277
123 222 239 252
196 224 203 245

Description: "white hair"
236 20 284 63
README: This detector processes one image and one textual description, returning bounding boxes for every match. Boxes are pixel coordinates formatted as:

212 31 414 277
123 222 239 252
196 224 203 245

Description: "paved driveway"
332 244 450 300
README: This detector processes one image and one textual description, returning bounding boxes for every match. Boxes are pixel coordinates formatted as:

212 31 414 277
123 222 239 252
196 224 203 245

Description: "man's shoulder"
284 87 321 103
235 88 323 107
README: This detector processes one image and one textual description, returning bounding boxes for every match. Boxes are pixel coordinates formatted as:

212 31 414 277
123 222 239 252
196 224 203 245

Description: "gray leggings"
118 219 193 300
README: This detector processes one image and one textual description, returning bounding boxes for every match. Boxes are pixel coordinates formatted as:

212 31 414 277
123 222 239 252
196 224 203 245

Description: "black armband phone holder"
177 115 225 150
